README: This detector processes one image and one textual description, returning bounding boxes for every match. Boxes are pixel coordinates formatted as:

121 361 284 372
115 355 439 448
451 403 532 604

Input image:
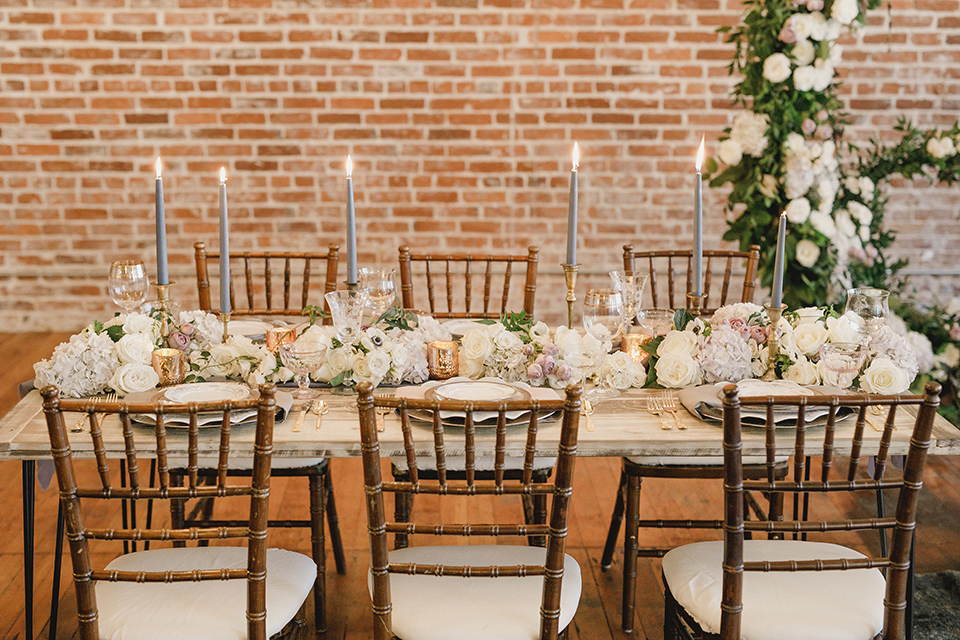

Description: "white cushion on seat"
626 455 787 466
662 539 886 640
369 545 581 640
96 546 316 640
391 456 556 473
167 456 326 470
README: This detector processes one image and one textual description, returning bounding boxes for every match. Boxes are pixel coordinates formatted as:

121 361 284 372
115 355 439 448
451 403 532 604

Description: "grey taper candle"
346 155 358 285
155 158 169 285
566 143 579 265
218 167 230 314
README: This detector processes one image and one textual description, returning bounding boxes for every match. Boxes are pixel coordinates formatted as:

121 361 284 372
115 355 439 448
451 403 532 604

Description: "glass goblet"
108 260 149 313
359 267 398 322
845 287 890 342
279 342 327 400
636 308 675 338
609 270 650 326
583 288 625 401
817 342 868 390
324 290 369 346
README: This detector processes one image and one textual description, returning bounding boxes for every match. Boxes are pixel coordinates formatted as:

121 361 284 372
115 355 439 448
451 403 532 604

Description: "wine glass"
845 287 889 343
324 290 369 346
359 267 398 322
636 308 675 339
279 342 327 399
818 342 868 390
583 288 625 401
108 260 149 313
609 270 650 327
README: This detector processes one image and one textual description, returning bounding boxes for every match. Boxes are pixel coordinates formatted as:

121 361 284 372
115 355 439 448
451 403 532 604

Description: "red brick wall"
1 0 958 331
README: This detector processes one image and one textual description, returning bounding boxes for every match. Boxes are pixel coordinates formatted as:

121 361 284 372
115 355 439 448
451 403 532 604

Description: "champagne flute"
583 288 625 401
108 260 149 313
359 267 398 322
636 308 675 339
279 342 327 399
845 287 890 343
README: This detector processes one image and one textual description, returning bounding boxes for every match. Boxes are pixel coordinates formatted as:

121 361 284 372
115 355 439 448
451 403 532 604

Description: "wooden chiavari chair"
194 242 340 318
622 244 761 315
41 384 316 640
357 381 583 640
601 243 770 633
662 382 941 640
397 245 539 318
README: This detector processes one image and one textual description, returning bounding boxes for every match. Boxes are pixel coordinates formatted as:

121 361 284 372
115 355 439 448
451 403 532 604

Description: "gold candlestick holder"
762 303 786 381
220 311 230 342
561 263 580 329
686 292 707 317
345 281 358 294
152 282 174 339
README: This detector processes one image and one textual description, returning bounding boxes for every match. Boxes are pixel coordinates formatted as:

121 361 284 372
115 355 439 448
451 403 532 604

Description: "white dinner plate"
430 380 523 402
440 318 490 338
227 319 274 339
163 382 252 404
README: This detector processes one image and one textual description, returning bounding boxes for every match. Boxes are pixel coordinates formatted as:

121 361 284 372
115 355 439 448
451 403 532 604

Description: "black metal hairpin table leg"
22 460 35 640
50 501 65 640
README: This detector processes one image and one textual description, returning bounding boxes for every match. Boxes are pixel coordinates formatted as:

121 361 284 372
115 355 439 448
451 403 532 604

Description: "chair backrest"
195 242 339 318
718 382 942 640
42 384 278 640
622 245 760 314
356 381 581 640
397 246 540 319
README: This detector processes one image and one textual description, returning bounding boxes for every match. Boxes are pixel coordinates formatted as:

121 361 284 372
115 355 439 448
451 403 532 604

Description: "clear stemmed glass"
324 290 369 346
636 309 675 338
108 260 149 313
359 267 398 323
279 342 327 400
845 287 890 343
583 288 625 401
609 270 650 327
818 342 868 389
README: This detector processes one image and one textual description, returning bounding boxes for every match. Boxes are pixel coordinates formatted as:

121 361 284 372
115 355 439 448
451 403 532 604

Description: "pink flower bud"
542 343 559 356
179 323 195 336
950 324 960 341
168 331 190 350
556 364 573 381
749 325 768 345
541 355 558 375
802 118 817 134
522 343 535 356
806 0 824 10
779 27 797 43
526 363 544 381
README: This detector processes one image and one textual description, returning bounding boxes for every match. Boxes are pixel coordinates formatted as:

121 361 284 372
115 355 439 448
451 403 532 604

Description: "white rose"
831 0 859 24
109 363 160 395
122 313 159 339
657 330 700 358
553 326 582 355
459 355 486 379
116 333 155 365
793 322 829 357
493 329 522 351
655 351 703 389
812 65 834 91
826 312 865 345
351 352 375 383
792 40 816 65
936 343 960 369
793 65 817 91
809 210 837 239
795 307 823 324
460 330 495 364
367 349 392 379
718 138 743 166
783 358 820 385
762 52 792 83
785 197 812 224
795 239 821 268
327 347 353 375
860 357 910 394
858 177 875 197
605 351 633 375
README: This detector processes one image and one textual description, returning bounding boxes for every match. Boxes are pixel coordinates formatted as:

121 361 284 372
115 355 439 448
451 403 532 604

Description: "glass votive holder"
152 348 186 386
427 341 459 379
620 332 652 365
265 326 297 353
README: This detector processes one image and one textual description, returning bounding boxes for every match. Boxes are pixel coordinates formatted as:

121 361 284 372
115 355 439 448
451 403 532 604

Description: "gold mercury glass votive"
152 348 186 386
427 341 460 379
265 326 297 353
620 333 652 366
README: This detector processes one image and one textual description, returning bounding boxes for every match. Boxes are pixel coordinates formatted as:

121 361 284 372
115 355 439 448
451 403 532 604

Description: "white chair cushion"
626 455 787 466
96 546 316 640
391 456 556 473
167 456 325 470
662 539 886 640
369 545 581 640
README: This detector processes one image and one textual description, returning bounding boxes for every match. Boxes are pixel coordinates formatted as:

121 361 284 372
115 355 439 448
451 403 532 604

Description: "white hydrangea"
697 326 754 383
730 112 770 156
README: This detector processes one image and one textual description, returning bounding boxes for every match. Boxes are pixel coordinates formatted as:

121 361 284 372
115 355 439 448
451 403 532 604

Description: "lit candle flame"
219 167 226 184
155 157 162 179
695 135 705 173
346 155 353 179
572 142 579 171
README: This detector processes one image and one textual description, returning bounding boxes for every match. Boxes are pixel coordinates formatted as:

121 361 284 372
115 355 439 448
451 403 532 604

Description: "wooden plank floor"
1 332 959 639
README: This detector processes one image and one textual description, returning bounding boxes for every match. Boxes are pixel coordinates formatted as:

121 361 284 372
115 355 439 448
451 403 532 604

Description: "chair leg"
323 469 347 575
309 473 327 637
663 579 681 640
50 500 65 640
601 469 627 571
622 473 642 634
529 469 549 548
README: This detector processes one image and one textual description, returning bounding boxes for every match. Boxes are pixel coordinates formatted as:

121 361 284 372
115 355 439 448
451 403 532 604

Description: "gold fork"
647 397 671 430
71 392 116 433
581 398 595 432
659 391 687 430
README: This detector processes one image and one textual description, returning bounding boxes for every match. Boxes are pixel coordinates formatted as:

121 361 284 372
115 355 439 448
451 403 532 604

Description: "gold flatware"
375 408 386 432
312 399 329 431
71 393 115 433
660 391 686 430
293 402 309 433
582 399 595 432
647 398 671 430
